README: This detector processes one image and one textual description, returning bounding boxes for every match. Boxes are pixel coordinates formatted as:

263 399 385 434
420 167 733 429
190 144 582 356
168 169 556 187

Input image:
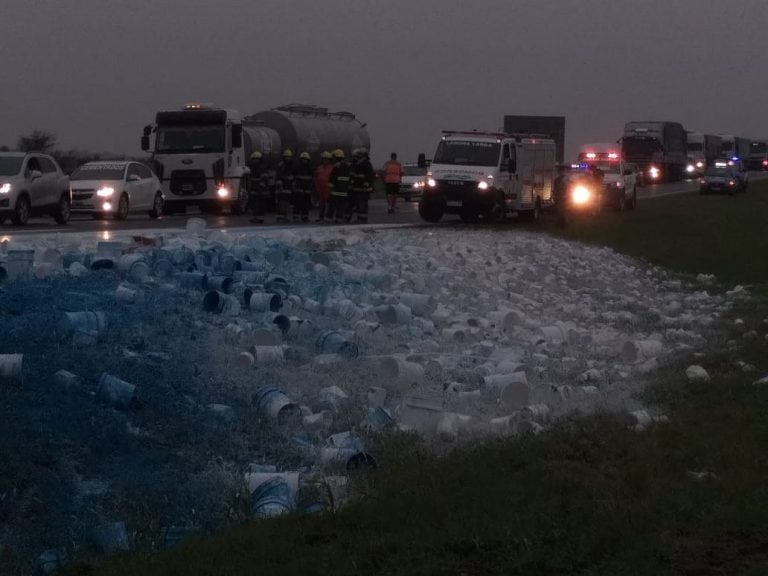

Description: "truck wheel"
12 195 30 225
231 180 249 215
418 198 444 222
53 193 71 224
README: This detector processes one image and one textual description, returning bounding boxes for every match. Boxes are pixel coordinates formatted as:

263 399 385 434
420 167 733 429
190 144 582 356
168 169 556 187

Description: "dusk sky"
2 0 767 164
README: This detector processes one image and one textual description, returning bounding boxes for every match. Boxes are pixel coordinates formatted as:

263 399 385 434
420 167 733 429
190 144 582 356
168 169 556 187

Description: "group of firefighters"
245 147 397 225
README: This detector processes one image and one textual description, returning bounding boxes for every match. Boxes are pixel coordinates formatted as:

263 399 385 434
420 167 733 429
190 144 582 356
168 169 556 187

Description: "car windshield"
433 140 501 166
688 143 703 152
704 167 733 177
155 125 225 153
0 157 24 176
70 165 126 180
589 162 620 174
402 166 426 176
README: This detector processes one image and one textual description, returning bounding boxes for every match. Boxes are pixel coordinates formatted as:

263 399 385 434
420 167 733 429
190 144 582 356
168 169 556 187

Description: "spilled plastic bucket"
254 385 301 425
203 275 233 294
247 290 282 312
0 354 23 383
97 373 136 409
250 477 293 518
58 311 107 343
316 331 359 359
203 290 240 314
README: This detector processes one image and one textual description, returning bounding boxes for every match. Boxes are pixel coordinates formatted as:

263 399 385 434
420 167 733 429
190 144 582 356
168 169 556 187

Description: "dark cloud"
1 0 766 163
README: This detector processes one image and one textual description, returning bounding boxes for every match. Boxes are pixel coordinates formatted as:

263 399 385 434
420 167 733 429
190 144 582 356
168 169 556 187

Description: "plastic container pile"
0 220 745 569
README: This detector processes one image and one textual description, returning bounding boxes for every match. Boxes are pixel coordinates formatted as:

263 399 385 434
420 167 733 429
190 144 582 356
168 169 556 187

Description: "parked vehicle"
504 115 566 163
577 143 638 210
399 164 427 201
70 161 164 220
0 152 71 225
419 130 556 223
699 162 747 195
622 121 687 183
141 103 370 214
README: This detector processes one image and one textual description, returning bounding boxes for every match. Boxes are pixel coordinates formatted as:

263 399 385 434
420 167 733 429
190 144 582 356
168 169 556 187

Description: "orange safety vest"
383 160 403 184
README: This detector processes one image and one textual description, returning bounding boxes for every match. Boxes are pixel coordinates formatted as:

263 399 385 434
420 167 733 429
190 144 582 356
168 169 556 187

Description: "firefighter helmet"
282 149 293 158
299 152 311 161
332 149 345 159
250 151 263 160
320 151 332 160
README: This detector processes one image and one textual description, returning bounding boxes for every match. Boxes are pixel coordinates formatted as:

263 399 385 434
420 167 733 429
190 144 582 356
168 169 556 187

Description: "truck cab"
577 144 638 211
418 131 555 223
141 104 249 214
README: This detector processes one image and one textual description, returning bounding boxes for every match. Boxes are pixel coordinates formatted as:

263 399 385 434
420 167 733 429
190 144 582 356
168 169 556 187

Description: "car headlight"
96 187 114 197
649 167 660 179
477 180 489 190
615 180 625 188
412 182 420 189
0 183 10 194
572 185 591 205
696 161 704 168
217 187 229 198
427 178 436 188
686 164 695 173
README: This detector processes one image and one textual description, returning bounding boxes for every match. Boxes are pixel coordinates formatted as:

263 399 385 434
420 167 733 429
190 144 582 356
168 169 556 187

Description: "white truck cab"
141 104 249 215
577 143 638 211
419 131 556 223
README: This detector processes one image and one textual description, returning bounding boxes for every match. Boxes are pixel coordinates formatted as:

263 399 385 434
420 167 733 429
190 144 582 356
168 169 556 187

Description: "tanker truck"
141 103 369 214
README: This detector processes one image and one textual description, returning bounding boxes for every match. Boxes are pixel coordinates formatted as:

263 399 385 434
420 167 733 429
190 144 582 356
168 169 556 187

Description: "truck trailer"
503 116 565 164
685 132 722 176
141 103 369 214
621 121 687 183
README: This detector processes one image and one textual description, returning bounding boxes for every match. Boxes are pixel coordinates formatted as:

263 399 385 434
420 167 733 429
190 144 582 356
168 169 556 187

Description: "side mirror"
128 174 141 182
29 170 42 180
231 124 243 149
143 125 152 137
417 153 426 168
141 135 150 151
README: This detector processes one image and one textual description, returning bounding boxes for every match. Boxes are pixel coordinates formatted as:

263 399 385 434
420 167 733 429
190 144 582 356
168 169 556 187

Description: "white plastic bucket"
97 373 136 409
252 346 285 366
58 311 107 342
379 356 424 389
0 354 23 383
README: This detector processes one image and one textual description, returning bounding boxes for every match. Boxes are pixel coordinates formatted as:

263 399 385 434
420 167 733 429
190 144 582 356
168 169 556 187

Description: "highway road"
2 173 765 239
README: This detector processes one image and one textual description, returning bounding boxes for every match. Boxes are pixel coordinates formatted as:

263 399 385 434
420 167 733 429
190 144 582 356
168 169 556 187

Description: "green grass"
72 184 768 576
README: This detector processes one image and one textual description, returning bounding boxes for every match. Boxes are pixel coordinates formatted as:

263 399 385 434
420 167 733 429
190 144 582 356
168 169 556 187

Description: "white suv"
0 152 71 225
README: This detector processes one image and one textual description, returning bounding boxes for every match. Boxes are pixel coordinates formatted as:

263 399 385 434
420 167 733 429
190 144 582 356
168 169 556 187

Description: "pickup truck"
577 144 638 210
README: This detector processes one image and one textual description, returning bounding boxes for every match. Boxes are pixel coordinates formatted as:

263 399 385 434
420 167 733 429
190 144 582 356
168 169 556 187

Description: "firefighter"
327 149 351 224
313 151 333 222
275 149 295 223
246 151 266 224
350 147 375 223
383 152 403 213
293 151 314 223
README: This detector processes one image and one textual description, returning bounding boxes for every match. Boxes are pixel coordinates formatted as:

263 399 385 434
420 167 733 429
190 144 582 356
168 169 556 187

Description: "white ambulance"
419 131 556 223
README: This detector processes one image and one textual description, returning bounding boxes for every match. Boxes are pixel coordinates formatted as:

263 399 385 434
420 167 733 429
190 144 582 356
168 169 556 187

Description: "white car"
0 152 71 225
399 164 427 201
70 161 164 219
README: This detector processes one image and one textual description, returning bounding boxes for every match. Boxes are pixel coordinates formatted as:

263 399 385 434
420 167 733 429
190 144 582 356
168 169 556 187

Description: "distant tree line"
2 129 147 174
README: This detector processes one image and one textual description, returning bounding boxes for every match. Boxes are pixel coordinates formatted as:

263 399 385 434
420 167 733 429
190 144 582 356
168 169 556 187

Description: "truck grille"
170 170 207 196
438 179 474 201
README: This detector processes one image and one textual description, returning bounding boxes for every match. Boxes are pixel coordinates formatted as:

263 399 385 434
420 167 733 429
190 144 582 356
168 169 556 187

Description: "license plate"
182 185 194 191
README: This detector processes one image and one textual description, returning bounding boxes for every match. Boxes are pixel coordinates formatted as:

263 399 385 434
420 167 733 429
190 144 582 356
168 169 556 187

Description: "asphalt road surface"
2 173 766 238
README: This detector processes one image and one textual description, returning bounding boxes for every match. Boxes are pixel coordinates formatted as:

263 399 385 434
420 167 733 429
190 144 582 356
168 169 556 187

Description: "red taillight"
763 159 767 166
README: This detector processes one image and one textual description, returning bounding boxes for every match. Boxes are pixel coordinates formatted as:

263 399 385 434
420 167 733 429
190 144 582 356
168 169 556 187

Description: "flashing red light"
608 152 618 160
763 159 768 166
585 152 597 160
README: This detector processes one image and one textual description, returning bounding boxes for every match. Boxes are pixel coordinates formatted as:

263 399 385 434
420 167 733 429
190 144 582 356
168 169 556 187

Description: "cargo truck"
685 132 722 176
503 116 565 164
141 103 369 214
718 135 750 165
621 121 687 183
748 139 768 170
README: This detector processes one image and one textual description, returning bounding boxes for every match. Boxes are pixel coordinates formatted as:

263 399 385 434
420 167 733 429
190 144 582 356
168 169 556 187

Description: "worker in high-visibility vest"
327 149 351 224
382 152 404 214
